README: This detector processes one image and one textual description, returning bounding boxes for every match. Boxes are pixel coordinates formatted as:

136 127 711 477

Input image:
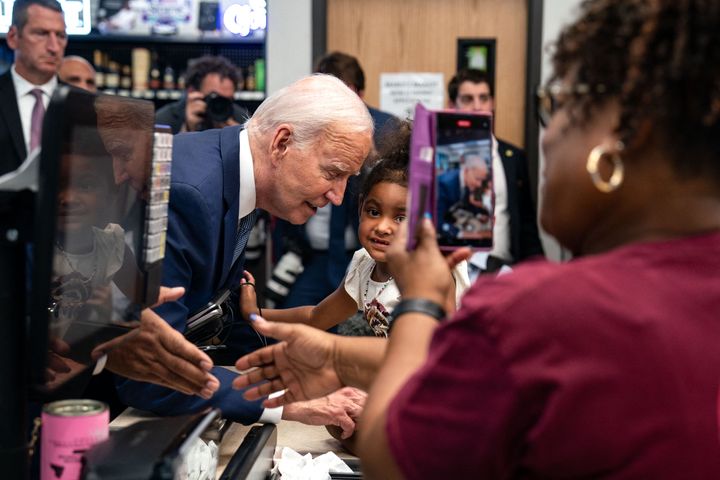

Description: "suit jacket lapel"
497 141 520 258
0 72 27 164
219 124 243 287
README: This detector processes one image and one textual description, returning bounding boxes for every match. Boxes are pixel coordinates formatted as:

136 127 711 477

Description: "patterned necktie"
232 209 258 266
29 88 46 152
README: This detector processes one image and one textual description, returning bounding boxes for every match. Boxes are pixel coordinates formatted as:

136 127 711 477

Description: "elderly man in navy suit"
115 74 374 435
448 69 544 275
271 51 397 311
0 0 66 176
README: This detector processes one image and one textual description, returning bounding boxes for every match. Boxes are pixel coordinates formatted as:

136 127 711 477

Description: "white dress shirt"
11 66 57 155
237 128 283 423
238 129 257 220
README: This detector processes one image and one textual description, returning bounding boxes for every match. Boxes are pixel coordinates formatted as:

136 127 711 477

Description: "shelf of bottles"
0 35 267 108
99 88 265 101
90 46 265 102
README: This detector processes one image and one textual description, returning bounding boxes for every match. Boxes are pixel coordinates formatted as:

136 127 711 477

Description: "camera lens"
204 92 234 122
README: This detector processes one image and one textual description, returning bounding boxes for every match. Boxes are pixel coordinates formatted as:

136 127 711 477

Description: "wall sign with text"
379 72 445 120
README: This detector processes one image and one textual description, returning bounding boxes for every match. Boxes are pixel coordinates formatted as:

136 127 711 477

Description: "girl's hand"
240 270 260 321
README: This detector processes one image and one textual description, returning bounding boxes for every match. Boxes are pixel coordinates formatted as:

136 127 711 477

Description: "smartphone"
184 289 231 345
407 103 494 250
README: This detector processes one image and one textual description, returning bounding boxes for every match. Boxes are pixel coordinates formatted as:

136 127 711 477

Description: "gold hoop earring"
586 142 624 193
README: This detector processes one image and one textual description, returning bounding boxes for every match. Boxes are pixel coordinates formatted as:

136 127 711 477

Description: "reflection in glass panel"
40 88 164 391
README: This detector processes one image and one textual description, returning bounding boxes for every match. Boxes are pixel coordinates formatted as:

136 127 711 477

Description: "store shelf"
65 33 266 46
99 89 265 102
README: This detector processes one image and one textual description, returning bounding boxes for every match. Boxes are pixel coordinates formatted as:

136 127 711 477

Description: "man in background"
58 55 97 92
448 68 544 275
270 51 396 312
155 55 247 133
0 0 66 176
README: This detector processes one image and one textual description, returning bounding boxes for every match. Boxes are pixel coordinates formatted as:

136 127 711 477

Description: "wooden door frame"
313 0 545 203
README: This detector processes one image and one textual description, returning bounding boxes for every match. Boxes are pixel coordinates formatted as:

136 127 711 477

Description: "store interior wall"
326 0 528 148
268 0 584 262
267 0 314 94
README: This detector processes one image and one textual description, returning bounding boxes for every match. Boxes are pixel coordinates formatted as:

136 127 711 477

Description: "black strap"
392 298 446 323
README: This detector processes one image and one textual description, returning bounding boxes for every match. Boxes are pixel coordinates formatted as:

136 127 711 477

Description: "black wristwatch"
392 298 447 322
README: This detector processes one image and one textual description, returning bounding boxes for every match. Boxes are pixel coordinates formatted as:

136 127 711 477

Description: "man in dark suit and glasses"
0 0 67 176
448 68 544 276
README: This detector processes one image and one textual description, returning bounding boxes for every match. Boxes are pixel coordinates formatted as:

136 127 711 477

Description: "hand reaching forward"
233 315 343 407
239 270 260 320
282 387 367 439
97 287 220 398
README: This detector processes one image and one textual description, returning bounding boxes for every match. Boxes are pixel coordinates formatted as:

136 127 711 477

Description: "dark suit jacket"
437 138 543 266
497 139 544 264
0 70 26 176
115 125 267 423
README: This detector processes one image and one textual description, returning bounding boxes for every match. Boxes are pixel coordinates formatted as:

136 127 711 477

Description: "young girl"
241 124 470 337
51 132 125 334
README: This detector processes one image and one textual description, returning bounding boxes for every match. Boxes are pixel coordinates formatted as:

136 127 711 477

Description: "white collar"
11 65 57 98
238 129 256 218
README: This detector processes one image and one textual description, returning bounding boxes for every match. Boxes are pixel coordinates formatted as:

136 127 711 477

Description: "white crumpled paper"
270 446 354 480
182 438 219 480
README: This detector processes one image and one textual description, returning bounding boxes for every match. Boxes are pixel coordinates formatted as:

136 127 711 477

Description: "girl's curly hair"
359 120 411 204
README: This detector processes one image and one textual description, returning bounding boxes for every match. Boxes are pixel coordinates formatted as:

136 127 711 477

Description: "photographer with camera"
155 55 247 133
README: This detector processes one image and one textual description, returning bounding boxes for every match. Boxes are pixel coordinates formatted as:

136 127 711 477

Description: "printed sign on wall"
379 73 445 120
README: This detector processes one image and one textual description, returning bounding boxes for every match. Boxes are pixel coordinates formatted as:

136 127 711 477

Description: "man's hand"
97 287 220 398
183 91 207 132
282 387 367 440
233 316 343 406
45 337 72 384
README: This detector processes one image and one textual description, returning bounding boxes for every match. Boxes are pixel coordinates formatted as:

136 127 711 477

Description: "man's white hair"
245 74 373 150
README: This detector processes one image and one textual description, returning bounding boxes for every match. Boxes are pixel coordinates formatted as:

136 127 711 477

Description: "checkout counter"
83 408 361 479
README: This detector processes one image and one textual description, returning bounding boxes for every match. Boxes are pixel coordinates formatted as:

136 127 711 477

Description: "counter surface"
110 408 358 478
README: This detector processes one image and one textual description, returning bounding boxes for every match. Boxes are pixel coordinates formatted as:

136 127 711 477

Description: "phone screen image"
434 112 493 249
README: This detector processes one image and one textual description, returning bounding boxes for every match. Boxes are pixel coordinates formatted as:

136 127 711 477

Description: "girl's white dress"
50 223 126 336
344 248 470 337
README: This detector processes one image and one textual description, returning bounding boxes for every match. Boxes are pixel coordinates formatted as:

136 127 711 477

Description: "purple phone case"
406 103 435 250
407 104 494 251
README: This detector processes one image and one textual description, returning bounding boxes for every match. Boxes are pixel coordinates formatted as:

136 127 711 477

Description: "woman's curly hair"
550 0 720 178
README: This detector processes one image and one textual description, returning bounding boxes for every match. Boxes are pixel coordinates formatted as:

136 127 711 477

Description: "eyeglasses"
535 83 608 127
457 93 492 105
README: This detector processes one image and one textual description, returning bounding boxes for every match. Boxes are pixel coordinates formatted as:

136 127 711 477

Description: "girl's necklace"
363 274 393 305
56 242 98 287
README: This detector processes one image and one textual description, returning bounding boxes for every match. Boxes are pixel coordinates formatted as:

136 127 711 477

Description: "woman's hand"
239 270 260 320
386 217 459 305
233 315 344 406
